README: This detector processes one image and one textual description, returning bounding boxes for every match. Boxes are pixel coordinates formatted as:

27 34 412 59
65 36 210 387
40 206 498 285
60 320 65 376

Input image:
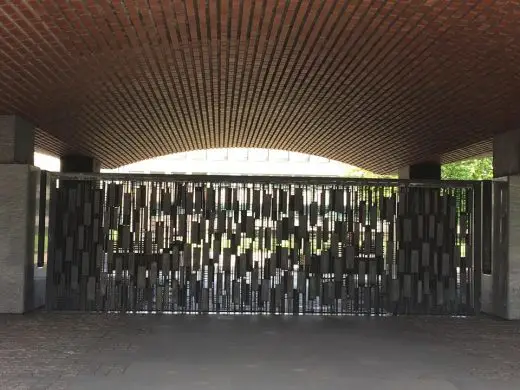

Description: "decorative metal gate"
43 173 478 315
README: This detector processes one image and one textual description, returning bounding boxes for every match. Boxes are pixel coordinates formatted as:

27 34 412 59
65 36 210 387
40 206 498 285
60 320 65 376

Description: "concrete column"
398 161 441 180
61 154 100 173
0 115 39 313
486 129 520 319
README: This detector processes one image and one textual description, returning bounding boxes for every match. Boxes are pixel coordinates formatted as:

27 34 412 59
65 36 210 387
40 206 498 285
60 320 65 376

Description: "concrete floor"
1 314 519 390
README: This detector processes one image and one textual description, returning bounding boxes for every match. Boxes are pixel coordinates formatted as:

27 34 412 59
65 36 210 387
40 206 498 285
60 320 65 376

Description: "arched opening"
34 148 379 177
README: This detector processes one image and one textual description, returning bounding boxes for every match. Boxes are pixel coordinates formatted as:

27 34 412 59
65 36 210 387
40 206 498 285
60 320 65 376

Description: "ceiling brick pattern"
1 1 519 173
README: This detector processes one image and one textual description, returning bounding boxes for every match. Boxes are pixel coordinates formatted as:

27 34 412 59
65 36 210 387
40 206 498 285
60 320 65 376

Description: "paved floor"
1 314 520 390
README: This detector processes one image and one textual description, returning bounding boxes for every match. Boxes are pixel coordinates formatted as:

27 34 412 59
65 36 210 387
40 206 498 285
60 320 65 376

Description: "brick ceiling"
1 1 518 173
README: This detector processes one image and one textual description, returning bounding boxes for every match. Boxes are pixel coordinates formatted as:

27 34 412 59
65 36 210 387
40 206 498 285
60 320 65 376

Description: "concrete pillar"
0 115 39 313
485 129 520 319
61 154 100 173
398 161 441 180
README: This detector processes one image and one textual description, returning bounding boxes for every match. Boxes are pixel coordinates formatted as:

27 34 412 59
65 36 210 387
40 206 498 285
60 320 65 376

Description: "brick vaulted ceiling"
1 1 519 173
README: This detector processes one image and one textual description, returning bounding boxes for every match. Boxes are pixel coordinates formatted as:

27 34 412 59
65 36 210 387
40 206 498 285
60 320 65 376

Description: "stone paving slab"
0 314 519 389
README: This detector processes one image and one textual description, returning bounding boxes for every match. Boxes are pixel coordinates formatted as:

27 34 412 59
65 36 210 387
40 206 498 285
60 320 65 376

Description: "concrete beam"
61 154 100 173
493 129 520 177
398 162 441 180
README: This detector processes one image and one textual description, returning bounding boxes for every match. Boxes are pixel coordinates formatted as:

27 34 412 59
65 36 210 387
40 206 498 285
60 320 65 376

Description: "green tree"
441 157 493 180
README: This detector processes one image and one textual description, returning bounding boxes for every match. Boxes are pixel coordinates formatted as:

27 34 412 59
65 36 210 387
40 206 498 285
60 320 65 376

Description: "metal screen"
45 173 477 315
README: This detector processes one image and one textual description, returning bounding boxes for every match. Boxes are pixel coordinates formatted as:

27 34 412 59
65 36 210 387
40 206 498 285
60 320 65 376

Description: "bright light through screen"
34 153 60 172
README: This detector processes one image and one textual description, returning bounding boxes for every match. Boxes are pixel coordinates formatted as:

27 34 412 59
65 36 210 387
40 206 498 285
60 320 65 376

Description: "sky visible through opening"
34 148 370 177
